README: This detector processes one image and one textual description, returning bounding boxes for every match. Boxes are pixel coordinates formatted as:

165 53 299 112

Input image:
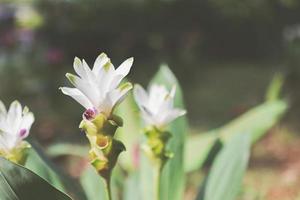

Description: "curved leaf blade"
185 100 287 173
199 133 251 200
25 141 87 200
80 165 107 200
0 157 72 200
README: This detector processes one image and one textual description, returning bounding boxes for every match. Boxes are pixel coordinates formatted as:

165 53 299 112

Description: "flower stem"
103 173 112 200
154 163 162 200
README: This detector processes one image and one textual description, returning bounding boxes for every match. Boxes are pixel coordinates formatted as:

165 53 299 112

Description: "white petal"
104 82 133 115
169 85 176 98
108 74 123 90
97 61 115 93
73 57 85 77
160 109 186 125
115 57 133 77
0 131 18 150
92 53 110 76
140 107 156 125
60 87 93 109
19 112 34 139
133 84 148 108
66 73 100 107
108 57 133 91
0 100 7 115
148 84 168 113
7 101 22 132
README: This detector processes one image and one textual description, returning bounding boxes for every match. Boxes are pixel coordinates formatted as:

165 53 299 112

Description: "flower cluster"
134 84 186 165
0 100 34 164
60 53 133 177
60 53 133 117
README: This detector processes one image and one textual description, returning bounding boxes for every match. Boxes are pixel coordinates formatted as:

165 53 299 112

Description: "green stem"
103 173 112 200
154 163 162 200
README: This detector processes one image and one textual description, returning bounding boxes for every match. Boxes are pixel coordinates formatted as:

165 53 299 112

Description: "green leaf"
0 157 72 200
219 100 287 143
123 172 142 200
184 131 218 172
25 141 87 200
80 165 107 200
25 148 66 191
185 100 287 172
265 73 284 102
198 133 251 200
47 143 88 158
139 64 188 200
115 92 141 171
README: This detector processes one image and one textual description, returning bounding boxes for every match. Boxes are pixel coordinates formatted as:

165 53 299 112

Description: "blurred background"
1 0 300 199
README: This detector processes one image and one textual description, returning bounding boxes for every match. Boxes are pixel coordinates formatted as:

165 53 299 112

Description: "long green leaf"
123 172 142 200
184 131 218 172
25 141 87 200
139 65 188 200
265 73 284 102
47 143 88 158
80 165 107 200
115 92 141 171
0 157 72 200
198 133 251 200
219 100 287 143
185 100 287 172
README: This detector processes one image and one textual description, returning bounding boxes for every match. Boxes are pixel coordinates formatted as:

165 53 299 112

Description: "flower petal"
97 60 115 93
66 73 99 107
160 108 186 125
19 111 34 139
106 82 133 114
60 87 93 109
133 84 148 108
7 101 22 132
0 132 16 151
0 100 7 115
115 57 134 77
92 53 110 77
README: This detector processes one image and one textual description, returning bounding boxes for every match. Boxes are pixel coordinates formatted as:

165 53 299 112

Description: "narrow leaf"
80 165 107 200
185 100 287 172
199 133 251 200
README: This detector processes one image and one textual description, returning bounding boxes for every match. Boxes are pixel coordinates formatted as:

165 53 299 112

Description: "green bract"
142 126 173 167
80 113 125 178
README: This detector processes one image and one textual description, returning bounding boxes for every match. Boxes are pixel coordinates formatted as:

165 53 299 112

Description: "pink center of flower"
19 128 27 138
83 108 97 120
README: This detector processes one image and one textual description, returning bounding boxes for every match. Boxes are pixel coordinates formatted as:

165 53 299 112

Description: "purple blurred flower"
46 48 64 64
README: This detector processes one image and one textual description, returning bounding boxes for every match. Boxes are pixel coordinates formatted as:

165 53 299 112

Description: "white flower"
60 53 134 118
0 100 34 152
133 84 186 128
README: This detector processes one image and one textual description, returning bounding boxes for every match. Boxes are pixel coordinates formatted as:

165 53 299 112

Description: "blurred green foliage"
0 0 300 141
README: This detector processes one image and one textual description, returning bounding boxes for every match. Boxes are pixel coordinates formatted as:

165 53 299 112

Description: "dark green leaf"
25 141 87 200
0 157 72 200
